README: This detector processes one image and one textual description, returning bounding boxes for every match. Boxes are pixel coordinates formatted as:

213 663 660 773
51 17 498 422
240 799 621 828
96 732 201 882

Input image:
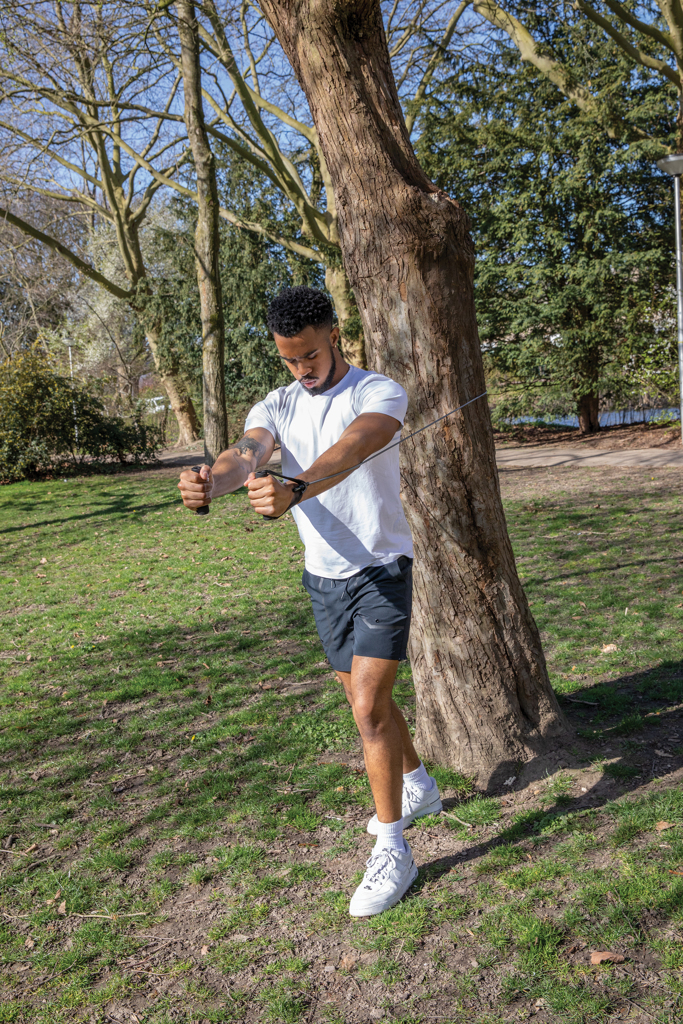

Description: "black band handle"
190 465 210 515
254 469 308 520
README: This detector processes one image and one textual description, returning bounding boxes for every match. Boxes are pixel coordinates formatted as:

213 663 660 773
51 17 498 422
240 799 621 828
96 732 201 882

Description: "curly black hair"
266 286 334 338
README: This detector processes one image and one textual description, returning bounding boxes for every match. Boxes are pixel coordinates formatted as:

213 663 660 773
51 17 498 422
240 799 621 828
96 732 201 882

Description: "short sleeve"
244 392 280 444
354 375 408 425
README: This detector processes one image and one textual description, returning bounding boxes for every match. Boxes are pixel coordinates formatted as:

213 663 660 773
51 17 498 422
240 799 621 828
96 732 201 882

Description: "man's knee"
353 694 392 738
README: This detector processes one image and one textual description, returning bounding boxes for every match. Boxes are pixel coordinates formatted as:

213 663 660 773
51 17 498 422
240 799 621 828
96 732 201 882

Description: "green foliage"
417 21 676 424
0 349 162 481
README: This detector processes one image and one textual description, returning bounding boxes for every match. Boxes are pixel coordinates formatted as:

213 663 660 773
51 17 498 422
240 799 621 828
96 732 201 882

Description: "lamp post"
657 154 683 444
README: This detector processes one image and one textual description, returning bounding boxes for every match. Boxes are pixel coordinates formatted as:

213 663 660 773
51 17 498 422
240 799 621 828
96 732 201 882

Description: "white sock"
372 818 406 854
403 762 433 791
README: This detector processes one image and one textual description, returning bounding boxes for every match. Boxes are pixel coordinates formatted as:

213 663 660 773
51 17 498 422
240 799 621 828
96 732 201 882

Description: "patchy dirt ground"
1 464 682 1023
5 667 683 1023
493 420 681 450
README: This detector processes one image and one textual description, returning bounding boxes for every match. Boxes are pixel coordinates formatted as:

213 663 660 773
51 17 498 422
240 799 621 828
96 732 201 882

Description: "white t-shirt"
244 365 414 579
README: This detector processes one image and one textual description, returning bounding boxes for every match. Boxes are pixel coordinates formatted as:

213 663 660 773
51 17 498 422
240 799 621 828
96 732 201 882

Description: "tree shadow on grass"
0 491 179 537
416 656 683 884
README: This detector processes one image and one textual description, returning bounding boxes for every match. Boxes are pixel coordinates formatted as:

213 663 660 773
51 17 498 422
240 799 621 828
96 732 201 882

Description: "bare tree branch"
406 0 471 135
0 203 131 299
575 0 680 85
472 1 601 112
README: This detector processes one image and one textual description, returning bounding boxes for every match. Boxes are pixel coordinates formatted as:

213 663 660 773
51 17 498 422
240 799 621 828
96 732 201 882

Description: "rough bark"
145 326 200 448
577 391 600 434
325 264 367 368
177 0 229 464
259 0 570 786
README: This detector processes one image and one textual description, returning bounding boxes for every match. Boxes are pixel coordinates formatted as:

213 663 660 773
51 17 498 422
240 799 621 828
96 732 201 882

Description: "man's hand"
178 464 213 510
246 472 296 519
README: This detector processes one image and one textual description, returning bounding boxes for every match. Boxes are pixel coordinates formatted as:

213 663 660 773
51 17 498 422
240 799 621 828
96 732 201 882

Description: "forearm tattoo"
231 436 266 461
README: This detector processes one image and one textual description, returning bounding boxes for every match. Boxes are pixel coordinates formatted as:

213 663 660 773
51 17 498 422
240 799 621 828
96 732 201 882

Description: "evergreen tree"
417 28 676 432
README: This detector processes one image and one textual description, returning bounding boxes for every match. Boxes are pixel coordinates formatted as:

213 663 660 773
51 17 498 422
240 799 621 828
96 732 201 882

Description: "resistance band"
192 389 488 520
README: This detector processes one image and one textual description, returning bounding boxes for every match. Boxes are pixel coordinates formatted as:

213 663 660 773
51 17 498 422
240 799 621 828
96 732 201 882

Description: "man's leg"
335 662 420 787
340 656 421 916
337 656 405 823
336 661 442 838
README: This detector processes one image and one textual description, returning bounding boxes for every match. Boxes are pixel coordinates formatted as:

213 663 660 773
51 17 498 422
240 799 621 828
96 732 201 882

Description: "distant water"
508 408 680 429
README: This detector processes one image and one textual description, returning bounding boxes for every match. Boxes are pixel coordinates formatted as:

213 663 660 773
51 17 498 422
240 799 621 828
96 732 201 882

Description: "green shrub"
0 349 162 481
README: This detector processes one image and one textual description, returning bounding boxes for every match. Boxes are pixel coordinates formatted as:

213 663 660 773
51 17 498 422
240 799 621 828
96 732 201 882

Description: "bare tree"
122 0 475 367
177 0 229 462
0 193 82 360
0 0 200 445
252 0 570 782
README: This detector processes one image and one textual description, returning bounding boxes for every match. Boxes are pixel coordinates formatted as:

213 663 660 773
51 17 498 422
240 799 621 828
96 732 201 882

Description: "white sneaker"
349 843 418 917
366 779 442 835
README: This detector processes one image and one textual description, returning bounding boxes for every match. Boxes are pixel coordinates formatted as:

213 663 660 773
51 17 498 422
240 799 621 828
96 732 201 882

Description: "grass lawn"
0 463 682 1024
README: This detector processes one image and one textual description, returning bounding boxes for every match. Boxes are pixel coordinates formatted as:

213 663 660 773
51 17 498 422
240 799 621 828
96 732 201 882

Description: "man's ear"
330 325 340 349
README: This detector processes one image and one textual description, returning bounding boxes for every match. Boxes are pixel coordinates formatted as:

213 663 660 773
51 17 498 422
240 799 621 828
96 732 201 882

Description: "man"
178 286 442 916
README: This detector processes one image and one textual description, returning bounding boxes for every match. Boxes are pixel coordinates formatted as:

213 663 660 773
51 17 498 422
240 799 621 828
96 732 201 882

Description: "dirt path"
155 422 682 474
497 446 683 468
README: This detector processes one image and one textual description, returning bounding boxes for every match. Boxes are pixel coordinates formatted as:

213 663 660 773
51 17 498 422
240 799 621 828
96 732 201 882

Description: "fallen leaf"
655 751 673 758
24 937 35 949
567 943 579 954
40 557 47 564
669 870 683 876
656 821 675 831
56 901 66 915
200 945 209 955
601 644 618 654
591 950 625 965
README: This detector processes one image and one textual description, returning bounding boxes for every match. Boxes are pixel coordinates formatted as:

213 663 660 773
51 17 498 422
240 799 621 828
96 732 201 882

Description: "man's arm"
178 427 275 510
246 413 400 519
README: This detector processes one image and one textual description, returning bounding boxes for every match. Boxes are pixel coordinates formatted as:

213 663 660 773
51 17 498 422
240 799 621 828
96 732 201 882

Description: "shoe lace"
403 783 425 809
363 850 398 887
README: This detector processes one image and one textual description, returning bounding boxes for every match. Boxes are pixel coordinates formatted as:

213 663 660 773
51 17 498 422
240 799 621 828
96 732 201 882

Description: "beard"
299 345 337 396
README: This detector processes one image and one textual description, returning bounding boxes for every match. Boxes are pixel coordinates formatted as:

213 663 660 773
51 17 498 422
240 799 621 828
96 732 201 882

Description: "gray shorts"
302 556 413 673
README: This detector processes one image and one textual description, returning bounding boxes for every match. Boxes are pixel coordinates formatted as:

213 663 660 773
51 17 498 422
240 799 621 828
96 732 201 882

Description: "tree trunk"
259 0 570 786
577 391 600 434
325 264 366 368
177 0 229 464
145 326 200 448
